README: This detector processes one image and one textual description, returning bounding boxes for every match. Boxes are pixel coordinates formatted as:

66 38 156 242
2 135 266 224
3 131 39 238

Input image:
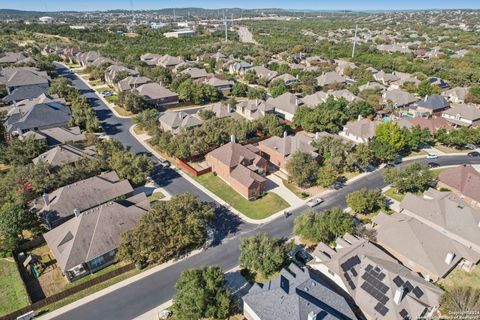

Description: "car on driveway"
101 90 112 97
466 144 477 150
468 151 480 157
426 153 439 159
306 197 324 207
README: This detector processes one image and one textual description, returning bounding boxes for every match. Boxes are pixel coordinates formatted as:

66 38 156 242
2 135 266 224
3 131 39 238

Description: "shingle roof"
259 134 318 159
373 212 480 279
4 100 72 133
439 165 480 203
443 103 480 121
136 83 178 100
416 94 449 111
309 234 443 320
158 111 202 131
36 126 86 146
181 67 208 79
243 263 358 320
117 76 151 91
400 189 480 253
38 171 134 222
44 193 150 271
317 71 347 86
267 92 302 116
33 145 96 167
343 118 378 140
382 89 418 106
2 85 50 103
302 91 329 107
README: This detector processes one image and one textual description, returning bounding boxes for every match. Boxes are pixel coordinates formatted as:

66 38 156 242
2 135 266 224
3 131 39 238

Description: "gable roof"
181 67 208 79
158 111 202 131
438 165 480 203
267 92 302 116
243 263 358 320
302 91 329 107
44 193 150 271
252 66 278 82
443 103 480 122
2 85 50 103
259 134 318 159
117 76 151 91
38 171 134 222
37 126 86 146
405 117 452 134
6 69 50 87
136 83 178 100
400 189 480 253
317 71 347 86
373 212 480 279
33 145 96 167
416 94 449 111
309 234 443 320
4 100 72 133
343 118 378 140
382 89 418 106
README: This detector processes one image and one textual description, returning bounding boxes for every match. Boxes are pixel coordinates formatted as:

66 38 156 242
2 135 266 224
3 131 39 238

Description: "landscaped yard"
439 265 480 290
194 173 289 219
282 179 310 199
0 259 30 317
383 187 405 202
113 106 133 116
95 86 110 93
434 144 469 154
147 191 165 202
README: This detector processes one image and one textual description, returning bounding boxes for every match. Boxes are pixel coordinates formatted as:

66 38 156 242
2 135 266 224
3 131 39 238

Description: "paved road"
54 64 256 237
238 26 257 44
49 150 479 319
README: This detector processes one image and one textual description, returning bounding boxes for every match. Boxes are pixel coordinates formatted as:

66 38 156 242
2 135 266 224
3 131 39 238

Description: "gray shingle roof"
38 171 134 222
243 263 358 320
44 193 150 271
416 94 449 111
33 145 96 167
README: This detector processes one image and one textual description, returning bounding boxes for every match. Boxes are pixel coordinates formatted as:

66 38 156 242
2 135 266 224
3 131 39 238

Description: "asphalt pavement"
53 62 480 320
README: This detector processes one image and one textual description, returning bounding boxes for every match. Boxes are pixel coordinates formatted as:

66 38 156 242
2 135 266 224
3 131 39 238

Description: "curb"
128 125 293 225
58 62 134 119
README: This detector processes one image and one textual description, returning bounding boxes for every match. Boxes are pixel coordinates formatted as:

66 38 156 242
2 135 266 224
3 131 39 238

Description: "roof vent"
445 252 455 265
308 311 318 320
73 208 81 217
394 286 405 305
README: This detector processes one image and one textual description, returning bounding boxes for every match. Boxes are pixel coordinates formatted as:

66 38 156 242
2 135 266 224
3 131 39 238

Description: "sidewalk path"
266 174 304 207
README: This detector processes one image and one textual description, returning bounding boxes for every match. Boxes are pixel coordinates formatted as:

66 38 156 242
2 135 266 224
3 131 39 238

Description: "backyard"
194 173 289 219
439 265 480 290
0 258 30 317
383 187 405 202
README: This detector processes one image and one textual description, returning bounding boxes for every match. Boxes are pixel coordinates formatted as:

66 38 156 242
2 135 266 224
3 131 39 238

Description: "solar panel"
399 309 409 318
348 280 356 290
378 272 386 281
404 281 414 292
374 266 381 272
412 286 424 298
393 276 404 287
351 267 357 277
365 264 373 272
341 256 361 272
374 303 389 316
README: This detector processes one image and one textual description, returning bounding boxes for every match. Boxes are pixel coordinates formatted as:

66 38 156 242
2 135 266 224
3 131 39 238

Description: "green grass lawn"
282 179 309 199
439 265 480 290
95 86 110 93
0 259 30 317
384 187 405 202
113 106 133 116
194 173 289 219
147 192 165 202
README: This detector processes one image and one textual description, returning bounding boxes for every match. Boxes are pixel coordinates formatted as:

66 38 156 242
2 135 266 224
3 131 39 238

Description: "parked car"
306 197 324 207
101 90 112 97
466 144 477 150
427 162 440 168
426 153 438 159
159 158 170 167
468 151 480 157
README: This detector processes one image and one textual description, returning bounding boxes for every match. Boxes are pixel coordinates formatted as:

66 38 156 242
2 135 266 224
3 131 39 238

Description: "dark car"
427 162 440 168
468 151 480 157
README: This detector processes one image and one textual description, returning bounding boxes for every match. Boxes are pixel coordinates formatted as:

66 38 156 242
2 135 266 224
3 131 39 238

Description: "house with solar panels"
308 234 443 320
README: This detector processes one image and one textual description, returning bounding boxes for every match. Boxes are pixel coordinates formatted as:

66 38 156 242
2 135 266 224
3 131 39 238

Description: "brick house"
206 141 267 200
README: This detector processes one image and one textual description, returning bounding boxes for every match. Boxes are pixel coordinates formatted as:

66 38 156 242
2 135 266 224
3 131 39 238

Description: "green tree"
133 109 159 132
404 126 433 151
172 266 232 320
416 79 440 97
0 200 39 252
286 151 319 187
108 151 153 185
119 90 148 112
118 194 214 263
346 188 386 215
253 114 285 136
384 163 434 194
465 85 480 104
346 101 375 119
0 137 47 166
243 70 257 84
293 208 355 244
375 122 406 151
112 70 132 84
368 139 398 163
247 87 266 100
231 82 248 97
316 164 339 188
239 233 293 278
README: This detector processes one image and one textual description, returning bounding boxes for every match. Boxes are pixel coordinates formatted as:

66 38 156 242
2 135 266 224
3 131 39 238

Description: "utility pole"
352 23 358 58
173 8 176 21
224 15 228 41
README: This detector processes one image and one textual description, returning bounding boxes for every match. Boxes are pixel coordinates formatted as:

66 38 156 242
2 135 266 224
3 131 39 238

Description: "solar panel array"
341 255 361 290
360 264 390 316
392 276 424 299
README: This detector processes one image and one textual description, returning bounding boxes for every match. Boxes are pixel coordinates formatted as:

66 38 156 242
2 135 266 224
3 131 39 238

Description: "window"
89 255 105 269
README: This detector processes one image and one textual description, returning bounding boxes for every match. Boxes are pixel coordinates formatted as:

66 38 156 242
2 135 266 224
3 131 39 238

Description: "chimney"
424 95 428 101
283 131 288 138
445 252 455 265
358 114 362 121
394 287 405 305
295 98 299 106
230 134 235 143
255 99 259 106
308 312 318 320
43 193 49 206
227 104 231 113
73 208 81 217
315 132 320 139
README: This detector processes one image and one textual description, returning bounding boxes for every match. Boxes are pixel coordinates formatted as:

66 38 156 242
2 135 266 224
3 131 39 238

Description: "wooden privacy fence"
1 263 135 320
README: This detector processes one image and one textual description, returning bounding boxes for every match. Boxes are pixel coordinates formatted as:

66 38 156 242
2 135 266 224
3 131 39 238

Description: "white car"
306 197 324 207
426 153 438 159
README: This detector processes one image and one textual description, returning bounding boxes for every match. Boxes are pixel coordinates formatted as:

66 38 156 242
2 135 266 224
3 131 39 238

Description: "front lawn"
439 265 480 290
147 191 165 202
383 187 405 202
0 259 30 317
95 86 111 93
282 179 310 199
113 106 133 116
194 173 289 220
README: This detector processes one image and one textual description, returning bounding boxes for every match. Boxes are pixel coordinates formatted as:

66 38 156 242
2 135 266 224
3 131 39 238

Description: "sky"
1 0 480 12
